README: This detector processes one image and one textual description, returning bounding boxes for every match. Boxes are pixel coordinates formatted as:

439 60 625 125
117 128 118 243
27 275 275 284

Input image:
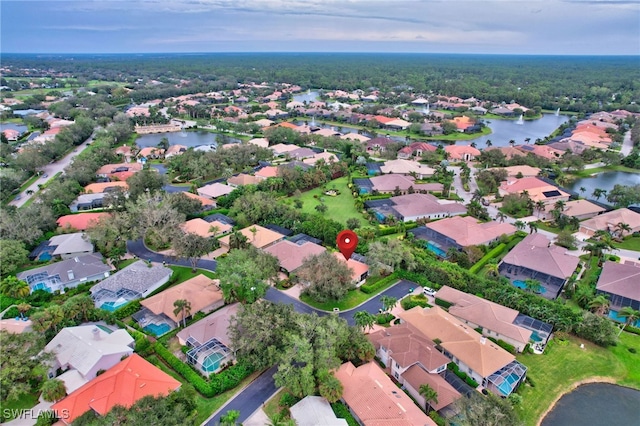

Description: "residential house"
70 193 106 212
248 137 270 148
499 233 580 299
485 146 526 160
434 286 547 352
96 163 143 178
366 174 443 194
578 208 640 237
17 253 111 293
597 260 640 312
379 159 435 179
57 213 110 231
83 181 128 194
181 218 231 238
489 165 540 179
547 139 589 155
177 304 239 375
339 133 370 143
90 261 172 309
181 191 217 209
334 361 436 426
255 166 279 179
365 137 395 153
368 323 461 412
290 396 348 426
420 123 443 135
365 193 466 223
451 116 475 131
227 173 263 187
414 216 517 252
333 253 369 285
263 240 326 274
203 213 235 226
515 144 563 161
270 143 302 156
287 147 317 160
138 274 223 329
444 145 481 161
399 307 527 397
219 224 285 250
542 199 606 221
303 151 338 165
385 118 411 130
411 97 429 105
499 176 570 205
165 144 188 158
137 147 165 162
47 232 94 259
397 142 437 159
51 354 180 425
44 325 134 384
197 182 235 200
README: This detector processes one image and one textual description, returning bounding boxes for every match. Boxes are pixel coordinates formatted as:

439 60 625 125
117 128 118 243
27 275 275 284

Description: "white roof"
49 232 94 256
45 326 134 378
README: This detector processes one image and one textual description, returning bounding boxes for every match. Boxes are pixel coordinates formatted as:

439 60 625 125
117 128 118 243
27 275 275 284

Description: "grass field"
613 236 640 251
516 332 640 426
291 176 362 226
0 392 40 422
298 278 400 311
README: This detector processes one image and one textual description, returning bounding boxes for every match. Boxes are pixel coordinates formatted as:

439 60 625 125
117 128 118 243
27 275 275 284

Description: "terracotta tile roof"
96 163 143 176
255 166 279 178
425 216 516 247
51 354 180 424
543 199 605 218
401 364 461 411
333 253 369 282
264 240 326 273
488 165 540 178
140 274 222 323
499 177 570 203
275 122 300 130
83 181 128 194
387 193 467 219
451 116 474 130
398 307 515 378
369 174 443 193
197 183 235 199
373 115 394 124
380 159 435 177
219 224 285 249
485 146 525 160
177 303 239 347
596 261 640 302
444 144 481 159
502 233 580 279
57 213 110 231
435 286 532 345
138 147 164 157
580 208 640 234
182 191 216 207
335 361 435 426
227 173 263 187
181 218 230 238
340 133 370 142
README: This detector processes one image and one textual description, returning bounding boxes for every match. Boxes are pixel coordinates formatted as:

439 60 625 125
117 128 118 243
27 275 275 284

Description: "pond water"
293 90 320 103
568 171 640 200
541 383 640 426
461 113 569 147
135 130 240 149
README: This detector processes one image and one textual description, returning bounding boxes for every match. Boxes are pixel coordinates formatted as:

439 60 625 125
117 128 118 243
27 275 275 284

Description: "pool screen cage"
487 360 527 396
514 314 553 343
186 337 232 373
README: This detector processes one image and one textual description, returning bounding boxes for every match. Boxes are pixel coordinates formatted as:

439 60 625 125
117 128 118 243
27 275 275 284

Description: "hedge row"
488 337 516 354
434 298 452 309
448 362 479 388
154 342 253 397
377 222 419 236
400 295 431 310
468 243 506 274
112 300 142 320
360 273 398 294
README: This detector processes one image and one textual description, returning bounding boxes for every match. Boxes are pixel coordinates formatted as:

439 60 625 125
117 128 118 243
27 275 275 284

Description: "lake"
293 90 320 103
0 122 28 133
541 383 640 426
569 171 640 199
462 113 569 147
135 130 240 149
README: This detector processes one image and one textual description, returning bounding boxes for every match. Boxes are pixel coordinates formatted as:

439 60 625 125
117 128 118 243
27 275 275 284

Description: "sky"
1 0 639 55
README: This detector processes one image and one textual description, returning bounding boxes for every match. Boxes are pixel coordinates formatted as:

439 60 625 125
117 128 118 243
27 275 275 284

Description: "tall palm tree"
535 200 546 218
173 299 192 327
579 186 586 197
514 220 526 231
40 379 67 402
485 139 492 148
0 276 30 299
615 222 632 238
496 212 507 223
592 188 606 201
380 295 398 313
229 230 249 250
354 311 376 332
617 307 640 336
524 279 542 294
485 261 500 278
48 305 64 334
419 383 439 413
554 200 566 212
588 295 610 316
528 221 539 234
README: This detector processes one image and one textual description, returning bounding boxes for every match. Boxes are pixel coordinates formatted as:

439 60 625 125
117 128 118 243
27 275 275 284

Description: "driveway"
621 130 633 157
9 134 95 208
126 239 217 271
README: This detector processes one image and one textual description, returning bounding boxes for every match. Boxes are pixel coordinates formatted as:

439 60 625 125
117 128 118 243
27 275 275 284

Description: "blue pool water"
426 241 447 258
32 283 51 292
609 310 640 328
513 280 546 294
144 323 171 336
202 352 225 372
100 301 127 312
38 253 52 262
530 331 544 342
497 373 521 395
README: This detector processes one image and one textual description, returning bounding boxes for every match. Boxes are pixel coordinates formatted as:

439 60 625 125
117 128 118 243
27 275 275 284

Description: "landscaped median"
298 273 402 311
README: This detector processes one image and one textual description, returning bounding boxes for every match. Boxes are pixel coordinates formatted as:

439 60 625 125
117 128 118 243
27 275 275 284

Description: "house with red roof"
444 144 481 161
51 354 181 425
57 213 110 231
397 142 437 159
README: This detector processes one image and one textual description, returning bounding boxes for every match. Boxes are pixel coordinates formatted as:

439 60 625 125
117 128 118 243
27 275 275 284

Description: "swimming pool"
530 330 545 343
100 300 127 312
32 283 51 292
496 373 521 396
202 352 226 373
609 310 640 328
513 280 546 294
426 241 447 258
144 322 171 336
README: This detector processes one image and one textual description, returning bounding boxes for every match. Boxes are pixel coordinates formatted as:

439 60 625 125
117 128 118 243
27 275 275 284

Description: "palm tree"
249 226 258 242
485 261 500 278
380 295 398 313
554 200 566 212
48 305 64 334
354 311 376 332
528 221 539 234
588 295 610 316
229 230 249 250
485 139 492 148
220 410 240 426
592 188 606 201
615 222 632 238
419 383 439 413
496 212 507 223
617 307 640 336
509 139 515 147
579 186 586 197
514 220 526 231
524 279 542 294
40 379 66 402
0 276 30 299
535 200 547 218
173 299 192 327
17 303 31 319
472 189 485 202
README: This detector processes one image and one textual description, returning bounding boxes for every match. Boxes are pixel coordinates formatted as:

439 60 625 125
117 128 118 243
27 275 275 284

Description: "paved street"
126 239 218 271
9 134 95 208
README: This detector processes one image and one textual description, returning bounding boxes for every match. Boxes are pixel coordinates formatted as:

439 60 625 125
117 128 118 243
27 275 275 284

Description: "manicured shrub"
112 300 142 320
469 243 506 274
280 392 300 408
434 298 452 309
360 273 398 294
628 347 637 354
400 295 431 310
429 411 446 426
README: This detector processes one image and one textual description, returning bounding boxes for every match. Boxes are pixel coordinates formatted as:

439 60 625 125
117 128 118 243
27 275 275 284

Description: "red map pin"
337 230 358 261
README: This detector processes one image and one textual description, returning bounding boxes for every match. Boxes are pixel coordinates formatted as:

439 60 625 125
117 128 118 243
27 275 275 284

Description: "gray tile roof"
90 260 172 295
17 253 111 286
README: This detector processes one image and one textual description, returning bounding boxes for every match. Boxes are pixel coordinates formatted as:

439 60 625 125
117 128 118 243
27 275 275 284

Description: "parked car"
423 287 436 297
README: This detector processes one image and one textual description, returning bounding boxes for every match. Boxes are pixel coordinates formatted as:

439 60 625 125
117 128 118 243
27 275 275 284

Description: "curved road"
126 240 418 425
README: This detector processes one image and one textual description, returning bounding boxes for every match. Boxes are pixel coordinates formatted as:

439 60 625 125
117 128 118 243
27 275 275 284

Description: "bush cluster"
468 243 506 274
448 362 479 388
360 273 398 294
400 295 431 310
112 300 142 320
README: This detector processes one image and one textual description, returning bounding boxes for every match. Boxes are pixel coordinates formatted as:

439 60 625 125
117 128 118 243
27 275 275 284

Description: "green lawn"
613 236 640 251
168 266 216 283
571 165 640 178
534 221 561 234
0 392 40 422
291 176 363 226
516 332 640 426
298 278 401 311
